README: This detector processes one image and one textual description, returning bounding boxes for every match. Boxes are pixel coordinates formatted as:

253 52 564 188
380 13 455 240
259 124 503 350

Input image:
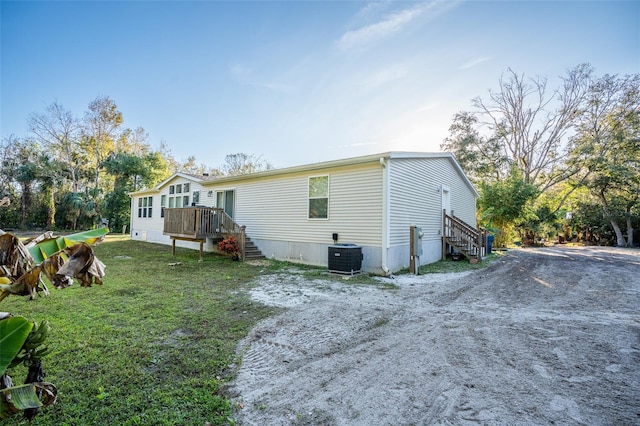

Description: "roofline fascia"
128 151 478 198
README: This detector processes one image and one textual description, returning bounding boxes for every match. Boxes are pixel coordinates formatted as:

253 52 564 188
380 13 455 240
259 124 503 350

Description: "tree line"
0 96 272 232
2 63 638 248
442 64 639 247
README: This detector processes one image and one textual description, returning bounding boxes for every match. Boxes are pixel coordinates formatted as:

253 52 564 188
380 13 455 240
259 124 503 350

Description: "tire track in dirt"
230 247 640 425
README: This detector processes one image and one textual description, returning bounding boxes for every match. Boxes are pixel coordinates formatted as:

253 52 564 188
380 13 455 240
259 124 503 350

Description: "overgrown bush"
218 236 240 260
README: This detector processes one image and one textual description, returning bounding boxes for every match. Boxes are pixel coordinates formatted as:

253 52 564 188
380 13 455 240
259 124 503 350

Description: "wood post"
240 225 246 261
483 229 487 257
442 209 447 260
171 236 204 261
410 225 416 274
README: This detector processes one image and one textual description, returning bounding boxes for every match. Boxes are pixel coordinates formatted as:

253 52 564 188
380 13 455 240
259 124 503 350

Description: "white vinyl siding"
430 158 476 225
233 164 383 246
129 153 477 272
388 157 476 246
130 176 211 243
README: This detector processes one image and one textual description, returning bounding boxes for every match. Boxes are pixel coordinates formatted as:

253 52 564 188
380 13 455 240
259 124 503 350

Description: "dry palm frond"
0 231 106 302
0 265 49 301
55 243 105 288
0 234 33 279
41 254 73 289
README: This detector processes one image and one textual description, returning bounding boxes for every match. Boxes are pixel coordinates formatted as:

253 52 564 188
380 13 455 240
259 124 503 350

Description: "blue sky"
2 0 638 169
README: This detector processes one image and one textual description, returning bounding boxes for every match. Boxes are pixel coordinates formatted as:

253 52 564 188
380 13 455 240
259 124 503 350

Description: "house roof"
129 151 479 197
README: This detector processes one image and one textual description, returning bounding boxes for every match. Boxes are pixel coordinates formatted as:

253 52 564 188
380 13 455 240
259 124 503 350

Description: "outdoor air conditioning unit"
328 244 363 275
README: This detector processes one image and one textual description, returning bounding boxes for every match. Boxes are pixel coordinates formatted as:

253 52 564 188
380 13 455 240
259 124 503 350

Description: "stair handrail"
443 210 483 261
219 211 246 261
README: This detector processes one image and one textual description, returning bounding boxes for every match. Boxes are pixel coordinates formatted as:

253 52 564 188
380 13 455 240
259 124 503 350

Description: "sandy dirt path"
229 246 640 425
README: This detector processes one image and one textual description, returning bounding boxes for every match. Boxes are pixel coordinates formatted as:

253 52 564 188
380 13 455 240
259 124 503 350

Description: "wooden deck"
163 207 247 260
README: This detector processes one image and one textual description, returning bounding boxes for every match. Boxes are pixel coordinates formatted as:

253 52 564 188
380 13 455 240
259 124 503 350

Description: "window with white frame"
138 196 153 218
308 176 329 219
160 195 166 217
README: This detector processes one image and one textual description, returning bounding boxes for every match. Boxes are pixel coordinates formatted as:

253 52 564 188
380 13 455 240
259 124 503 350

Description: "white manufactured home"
129 152 480 274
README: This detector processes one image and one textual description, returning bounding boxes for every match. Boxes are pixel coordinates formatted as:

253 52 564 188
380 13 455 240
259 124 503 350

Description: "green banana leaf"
28 228 109 264
3 384 42 409
0 382 57 420
0 316 33 375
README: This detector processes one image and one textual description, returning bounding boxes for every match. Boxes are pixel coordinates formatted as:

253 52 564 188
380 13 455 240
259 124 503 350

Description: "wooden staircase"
442 209 486 263
163 207 265 261
243 237 265 260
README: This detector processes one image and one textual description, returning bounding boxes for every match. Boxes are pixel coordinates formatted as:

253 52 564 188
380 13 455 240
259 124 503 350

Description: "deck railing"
442 209 485 261
163 207 246 259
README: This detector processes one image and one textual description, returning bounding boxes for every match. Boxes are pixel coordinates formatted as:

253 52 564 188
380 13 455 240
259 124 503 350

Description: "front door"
217 190 235 218
441 185 451 236
441 185 451 215
224 190 234 218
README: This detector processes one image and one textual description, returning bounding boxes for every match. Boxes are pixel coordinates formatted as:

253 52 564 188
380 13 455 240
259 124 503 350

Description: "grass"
416 252 504 275
2 236 502 425
2 235 281 426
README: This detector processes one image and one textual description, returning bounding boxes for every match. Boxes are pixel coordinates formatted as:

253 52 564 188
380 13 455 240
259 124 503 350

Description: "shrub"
218 236 240 260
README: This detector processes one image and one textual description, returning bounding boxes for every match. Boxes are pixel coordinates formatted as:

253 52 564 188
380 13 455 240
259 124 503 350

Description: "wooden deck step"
244 238 265 260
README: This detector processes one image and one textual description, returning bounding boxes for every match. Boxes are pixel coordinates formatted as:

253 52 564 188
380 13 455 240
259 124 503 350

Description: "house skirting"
130 229 442 275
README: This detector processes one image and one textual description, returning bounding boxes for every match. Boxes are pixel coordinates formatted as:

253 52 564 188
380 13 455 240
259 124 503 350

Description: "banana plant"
0 228 108 302
26 228 109 265
0 229 106 420
0 314 57 420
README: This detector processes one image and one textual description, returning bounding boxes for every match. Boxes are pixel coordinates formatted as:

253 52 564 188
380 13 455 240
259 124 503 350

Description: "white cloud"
459 56 493 70
353 1 391 21
336 1 461 51
337 5 425 50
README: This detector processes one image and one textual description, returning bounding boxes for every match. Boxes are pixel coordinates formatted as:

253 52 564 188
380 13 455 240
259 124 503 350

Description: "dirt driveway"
229 246 639 425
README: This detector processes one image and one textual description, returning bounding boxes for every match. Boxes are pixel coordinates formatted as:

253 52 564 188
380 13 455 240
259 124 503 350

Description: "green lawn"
418 252 503 274
2 236 498 425
2 236 280 426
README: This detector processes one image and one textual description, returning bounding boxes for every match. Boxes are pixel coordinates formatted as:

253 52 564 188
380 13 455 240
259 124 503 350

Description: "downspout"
380 156 390 276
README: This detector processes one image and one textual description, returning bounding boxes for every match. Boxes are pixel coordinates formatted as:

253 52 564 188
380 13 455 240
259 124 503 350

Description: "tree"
82 96 123 192
447 64 592 190
34 154 66 229
441 112 508 183
567 73 640 246
178 155 210 176
442 64 628 245
28 101 82 193
119 127 150 156
220 153 273 176
0 137 21 227
102 151 170 231
158 140 181 175
0 137 42 228
477 167 539 247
